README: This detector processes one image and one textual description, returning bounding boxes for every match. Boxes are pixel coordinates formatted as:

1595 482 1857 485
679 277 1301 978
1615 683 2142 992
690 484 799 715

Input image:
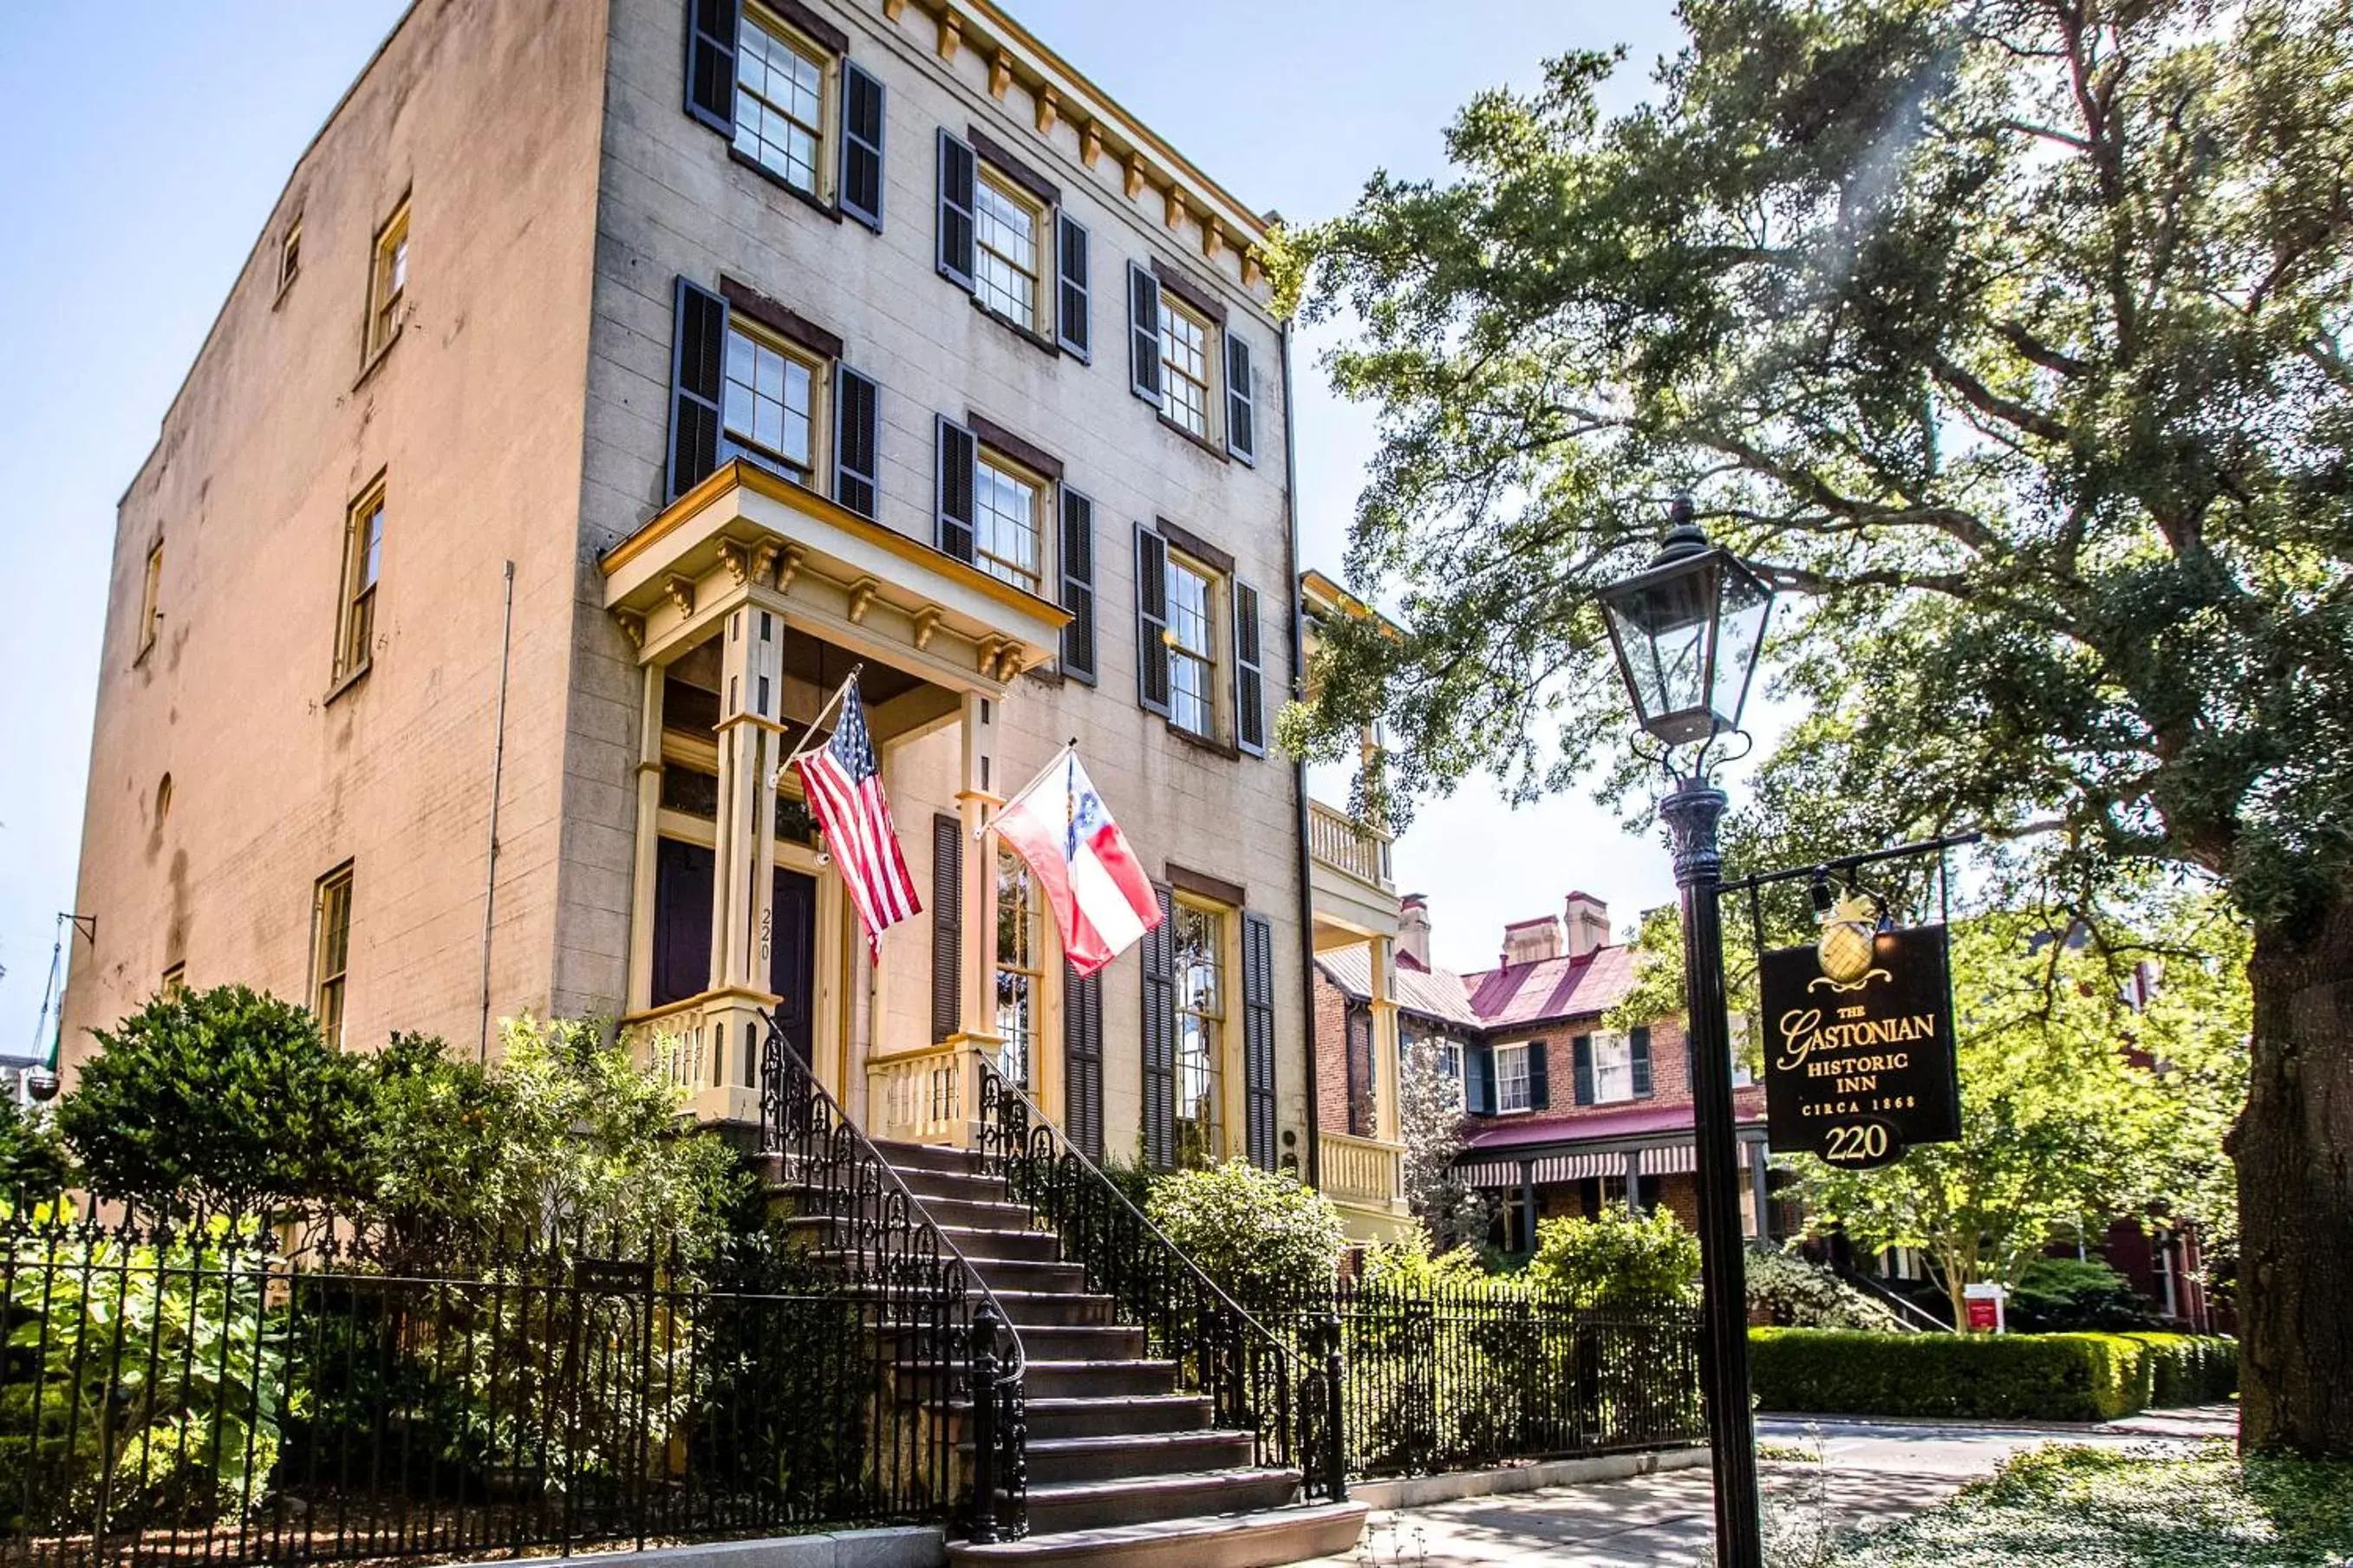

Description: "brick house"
1313 890 1772 1255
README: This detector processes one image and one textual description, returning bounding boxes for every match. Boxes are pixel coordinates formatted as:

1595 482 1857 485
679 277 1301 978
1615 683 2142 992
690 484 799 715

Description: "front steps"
812 1139 1367 1568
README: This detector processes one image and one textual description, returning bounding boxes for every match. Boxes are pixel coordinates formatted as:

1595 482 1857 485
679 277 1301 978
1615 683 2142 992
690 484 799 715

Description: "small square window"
1159 297 1214 439
312 863 355 1049
367 199 410 359
160 962 186 997
733 9 830 194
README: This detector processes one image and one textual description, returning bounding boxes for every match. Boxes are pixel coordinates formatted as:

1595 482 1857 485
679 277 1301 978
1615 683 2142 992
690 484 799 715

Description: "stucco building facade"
68 0 1314 1174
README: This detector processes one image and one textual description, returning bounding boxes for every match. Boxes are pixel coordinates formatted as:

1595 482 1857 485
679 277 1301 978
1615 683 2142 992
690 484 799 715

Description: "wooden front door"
770 867 818 1066
652 837 714 1008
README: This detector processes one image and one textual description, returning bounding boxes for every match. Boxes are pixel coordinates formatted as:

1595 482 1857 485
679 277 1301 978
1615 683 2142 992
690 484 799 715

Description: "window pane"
723 326 815 473
1174 904 1224 1162
734 20 826 192
974 459 1041 591
1159 307 1210 438
974 178 1040 328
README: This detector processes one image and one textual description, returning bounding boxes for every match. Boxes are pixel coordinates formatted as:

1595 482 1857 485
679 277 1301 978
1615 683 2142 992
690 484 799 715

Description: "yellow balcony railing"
1318 1130 1404 1207
1307 799 1392 891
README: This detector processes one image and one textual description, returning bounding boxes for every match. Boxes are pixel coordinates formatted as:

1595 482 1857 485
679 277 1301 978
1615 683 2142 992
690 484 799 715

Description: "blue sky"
0 0 1700 1041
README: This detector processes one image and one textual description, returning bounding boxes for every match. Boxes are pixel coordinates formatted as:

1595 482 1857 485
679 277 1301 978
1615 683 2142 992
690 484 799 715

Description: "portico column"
1366 935 1401 1145
626 662 664 1014
710 605 785 1023
954 689 1005 1058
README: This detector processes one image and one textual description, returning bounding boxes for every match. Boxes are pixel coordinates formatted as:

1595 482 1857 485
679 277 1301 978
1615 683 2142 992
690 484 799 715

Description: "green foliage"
1098 1153 1161 1218
1838 1442 2353 1568
1744 1244 1903 1331
1145 1160 1346 1306
0 1207 284 1531
62 985 375 1216
1358 1228 1494 1294
0 1100 73 1199
1525 1207 1700 1310
1749 1326 2237 1422
2008 1257 2161 1333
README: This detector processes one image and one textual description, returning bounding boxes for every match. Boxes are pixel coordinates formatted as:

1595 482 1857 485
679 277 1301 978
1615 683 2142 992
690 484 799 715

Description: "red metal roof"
1314 947 1483 1028
1459 944 1639 1030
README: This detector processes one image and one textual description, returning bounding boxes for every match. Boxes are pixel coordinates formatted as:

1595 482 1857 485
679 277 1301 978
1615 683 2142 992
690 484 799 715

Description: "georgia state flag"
994 748 1163 976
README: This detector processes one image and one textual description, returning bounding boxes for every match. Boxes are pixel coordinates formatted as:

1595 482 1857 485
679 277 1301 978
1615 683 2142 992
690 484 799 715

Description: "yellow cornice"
602 459 1072 629
941 0 1270 247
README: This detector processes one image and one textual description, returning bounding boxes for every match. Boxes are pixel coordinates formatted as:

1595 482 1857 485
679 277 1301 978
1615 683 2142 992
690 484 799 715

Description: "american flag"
794 680 921 953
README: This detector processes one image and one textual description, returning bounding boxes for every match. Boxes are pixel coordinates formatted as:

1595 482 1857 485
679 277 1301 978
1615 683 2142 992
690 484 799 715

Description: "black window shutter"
1140 883 1176 1168
1127 261 1163 406
1056 214 1092 361
1631 1025 1653 1098
832 364 880 518
1232 579 1266 756
839 61 885 231
684 0 739 134
1134 523 1170 716
1063 961 1105 1161
668 277 730 502
1573 1033 1595 1106
930 814 962 1044
1243 911 1277 1171
1059 487 1097 683
1467 1041 1496 1116
1528 1039 1551 1110
1225 334 1256 464
935 414 976 562
936 130 976 289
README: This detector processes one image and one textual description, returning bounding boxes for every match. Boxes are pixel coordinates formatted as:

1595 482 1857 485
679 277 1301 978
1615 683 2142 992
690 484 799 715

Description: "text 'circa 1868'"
1759 916 1962 1169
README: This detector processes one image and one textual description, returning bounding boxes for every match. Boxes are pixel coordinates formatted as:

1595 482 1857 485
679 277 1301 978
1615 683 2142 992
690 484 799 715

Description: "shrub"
1145 1159 1345 1306
1359 1229 1492 1294
62 986 375 1217
1744 1244 1903 1331
1749 1326 2238 1422
1525 1207 1699 1310
2008 1256 2161 1332
0 1098 73 1199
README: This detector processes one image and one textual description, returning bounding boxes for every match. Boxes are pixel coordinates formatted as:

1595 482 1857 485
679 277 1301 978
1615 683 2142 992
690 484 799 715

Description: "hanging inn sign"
1760 895 1963 1168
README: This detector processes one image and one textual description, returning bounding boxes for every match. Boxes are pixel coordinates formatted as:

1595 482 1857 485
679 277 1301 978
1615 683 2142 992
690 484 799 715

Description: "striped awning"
1529 1151 1621 1184
1459 1139 1763 1190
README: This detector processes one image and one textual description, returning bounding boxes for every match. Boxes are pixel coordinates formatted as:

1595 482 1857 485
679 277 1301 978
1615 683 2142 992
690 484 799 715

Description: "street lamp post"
1597 498 1775 1568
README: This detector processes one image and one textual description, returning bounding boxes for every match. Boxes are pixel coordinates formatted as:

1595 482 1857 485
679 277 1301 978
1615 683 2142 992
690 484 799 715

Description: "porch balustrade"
1317 1130 1405 1207
1307 799 1392 890
866 1041 978 1146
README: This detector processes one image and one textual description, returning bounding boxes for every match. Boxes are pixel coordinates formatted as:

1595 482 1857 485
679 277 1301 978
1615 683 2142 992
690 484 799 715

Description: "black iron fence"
0 1205 951 1568
1261 1286 1704 1480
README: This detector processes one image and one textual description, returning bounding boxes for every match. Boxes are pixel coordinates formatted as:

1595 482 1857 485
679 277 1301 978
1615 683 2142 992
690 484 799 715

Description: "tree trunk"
2235 892 2353 1454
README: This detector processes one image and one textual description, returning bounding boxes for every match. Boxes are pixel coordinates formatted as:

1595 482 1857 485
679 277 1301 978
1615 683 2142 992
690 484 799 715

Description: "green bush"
1145 1160 1344 1306
1744 1245 1903 1330
1750 1326 2238 1421
1525 1207 1699 1310
0 1099 73 1199
2008 1257 2161 1332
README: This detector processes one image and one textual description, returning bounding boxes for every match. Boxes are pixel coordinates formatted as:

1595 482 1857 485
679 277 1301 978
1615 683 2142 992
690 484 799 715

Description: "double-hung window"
937 129 1092 356
366 198 409 361
1127 261 1258 461
1166 553 1217 736
1133 520 1268 755
1158 297 1214 439
1495 1041 1533 1113
722 320 821 481
1172 897 1228 1166
974 450 1046 595
137 540 163 661
1590 1031 1636 1103
733 9 828 195
335 479 385 684
973 171 1045 331
312 863 355 1050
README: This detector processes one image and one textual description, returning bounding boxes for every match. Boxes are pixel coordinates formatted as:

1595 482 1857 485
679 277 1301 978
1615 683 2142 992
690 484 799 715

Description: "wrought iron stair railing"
972 1055 1346 1503
757 1017 1028 1542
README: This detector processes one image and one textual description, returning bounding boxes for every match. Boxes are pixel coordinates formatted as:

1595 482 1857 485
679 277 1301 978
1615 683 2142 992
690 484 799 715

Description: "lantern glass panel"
1710 563 1772 728
1604 559 1720 729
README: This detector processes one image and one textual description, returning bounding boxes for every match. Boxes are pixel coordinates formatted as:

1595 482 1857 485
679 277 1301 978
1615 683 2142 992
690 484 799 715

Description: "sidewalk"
1305 1406 2235 1566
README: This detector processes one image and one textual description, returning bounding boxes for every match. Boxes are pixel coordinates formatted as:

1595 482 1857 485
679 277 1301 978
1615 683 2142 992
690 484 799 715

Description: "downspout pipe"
1279 320 1322 1191
478 559 517 1062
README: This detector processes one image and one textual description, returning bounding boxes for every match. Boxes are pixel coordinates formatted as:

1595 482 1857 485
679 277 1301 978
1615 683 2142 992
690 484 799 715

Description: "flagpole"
774 664 864 781
984 740 1079 836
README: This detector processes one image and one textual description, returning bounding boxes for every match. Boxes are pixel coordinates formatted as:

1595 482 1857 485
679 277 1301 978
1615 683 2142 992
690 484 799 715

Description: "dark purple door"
771 868 818 1066
652 837 714 1008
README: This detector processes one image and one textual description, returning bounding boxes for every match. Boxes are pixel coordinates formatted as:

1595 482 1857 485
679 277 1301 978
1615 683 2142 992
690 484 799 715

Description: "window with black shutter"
1466 1040 1496 1116
832 364 879 518
1528 1039 1551 1109
1140 883 1177 1168
1056 214 1091 361
930 814 962 1044
684 0 739 134
936 130 977 289
1573 1033 1596 1106
1059 487 1097 682
1242 911 1277 1171
1134 523 1171 716
668 277 730 501
935 415 976 562
1128 262 1163 407
1063 962 1105 1161
839 60 885 231
1225 334 1256 464
1232 579 1266 756
1630 1025 1654 1098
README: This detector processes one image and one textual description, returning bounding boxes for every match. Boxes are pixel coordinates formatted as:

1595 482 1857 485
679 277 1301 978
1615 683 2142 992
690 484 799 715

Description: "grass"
1829 1441 2353 1568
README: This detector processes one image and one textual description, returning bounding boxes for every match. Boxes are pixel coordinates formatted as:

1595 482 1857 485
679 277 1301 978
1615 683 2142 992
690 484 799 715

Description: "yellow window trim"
335 474 387 684
740 3 839 201
724 316 831 480
365 197 411 361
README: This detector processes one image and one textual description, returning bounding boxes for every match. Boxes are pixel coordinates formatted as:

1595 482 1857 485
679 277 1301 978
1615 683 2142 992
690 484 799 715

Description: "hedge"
1750 1327 2236 1422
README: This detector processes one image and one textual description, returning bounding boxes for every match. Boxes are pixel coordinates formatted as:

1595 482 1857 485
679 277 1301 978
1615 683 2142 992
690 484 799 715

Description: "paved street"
1307 1406 2236 1567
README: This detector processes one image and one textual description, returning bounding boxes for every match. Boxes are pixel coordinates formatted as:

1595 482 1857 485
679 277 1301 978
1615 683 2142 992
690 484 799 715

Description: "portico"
601 459 1066 1129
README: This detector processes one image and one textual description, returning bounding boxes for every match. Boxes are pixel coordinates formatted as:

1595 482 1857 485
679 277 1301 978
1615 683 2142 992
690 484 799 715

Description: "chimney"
1565 891 1611 961
1397 893 1431 970
1500 914 1566 967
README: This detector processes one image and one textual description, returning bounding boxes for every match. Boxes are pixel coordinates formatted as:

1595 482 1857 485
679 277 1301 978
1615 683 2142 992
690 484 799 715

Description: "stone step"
917 1194 1046 1233
893 1164 1020 1203
1021 1358 1180 1401
947 1502 1368 1568
1011 1429 1260 1487
1013 1467 1305 1537
936 1224 1064 1264
1007 1323 1147 1363
870 1139 987 1174
939 1394 1216 1443
968 1256 1091 1294
988 1290 1115 1329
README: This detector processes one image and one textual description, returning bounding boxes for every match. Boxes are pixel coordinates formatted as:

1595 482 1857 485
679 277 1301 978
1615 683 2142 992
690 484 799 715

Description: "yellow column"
625 662 664 1014
952 690 1006 1072
1368 934 1402 1145
709 606 785 1018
